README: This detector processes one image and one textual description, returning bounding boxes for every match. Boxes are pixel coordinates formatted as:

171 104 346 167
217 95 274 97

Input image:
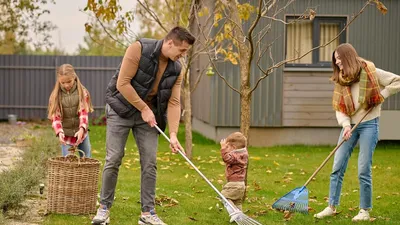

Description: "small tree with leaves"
0 0 56 54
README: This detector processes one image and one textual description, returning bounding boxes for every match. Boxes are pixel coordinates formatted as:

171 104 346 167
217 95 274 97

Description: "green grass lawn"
43 125 400 225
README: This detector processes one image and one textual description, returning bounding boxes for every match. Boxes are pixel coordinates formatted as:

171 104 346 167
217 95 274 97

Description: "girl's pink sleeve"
78 90 90 131
51 109 63 136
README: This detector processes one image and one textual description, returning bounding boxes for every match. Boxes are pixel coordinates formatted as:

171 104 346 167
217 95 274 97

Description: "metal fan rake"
272 108 373 214
155 125 263 225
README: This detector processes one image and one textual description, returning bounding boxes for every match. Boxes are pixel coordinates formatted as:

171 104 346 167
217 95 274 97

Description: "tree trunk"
239 68 251 200
183 71 193 159
239 89 251 139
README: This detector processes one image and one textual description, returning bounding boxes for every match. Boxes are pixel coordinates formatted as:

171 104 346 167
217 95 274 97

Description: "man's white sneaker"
138 210 167 225
314 207 336 219
352 209 370 222
92 206 110 225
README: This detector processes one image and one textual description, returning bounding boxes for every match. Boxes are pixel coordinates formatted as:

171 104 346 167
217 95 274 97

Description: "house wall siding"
282 70 336 126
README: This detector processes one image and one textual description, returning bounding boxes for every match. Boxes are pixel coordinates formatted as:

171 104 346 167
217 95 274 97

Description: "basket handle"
66 146 86 164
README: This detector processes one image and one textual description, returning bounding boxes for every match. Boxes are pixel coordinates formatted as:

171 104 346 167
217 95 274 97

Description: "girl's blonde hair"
331 43 363 83
47 64 93 120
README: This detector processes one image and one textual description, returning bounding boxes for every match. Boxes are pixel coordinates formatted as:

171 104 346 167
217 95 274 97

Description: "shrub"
0 130 58 213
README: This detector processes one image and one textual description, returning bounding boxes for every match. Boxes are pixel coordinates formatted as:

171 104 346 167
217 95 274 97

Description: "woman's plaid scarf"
332 61 384 116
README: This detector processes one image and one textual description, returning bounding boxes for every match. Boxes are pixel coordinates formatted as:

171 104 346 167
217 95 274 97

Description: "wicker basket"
47 149 100 215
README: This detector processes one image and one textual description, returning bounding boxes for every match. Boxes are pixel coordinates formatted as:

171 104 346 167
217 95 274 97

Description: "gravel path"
0 122 49 225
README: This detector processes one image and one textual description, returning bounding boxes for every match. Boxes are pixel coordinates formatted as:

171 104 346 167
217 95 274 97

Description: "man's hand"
342 125 352 141
58 132 66 145
169 132 183 154
141 106 157 127
74 127 85 145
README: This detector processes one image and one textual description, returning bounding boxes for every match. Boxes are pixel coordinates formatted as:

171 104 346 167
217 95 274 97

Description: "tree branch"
252 0 373 93
95 17 129 48
138 0 169 33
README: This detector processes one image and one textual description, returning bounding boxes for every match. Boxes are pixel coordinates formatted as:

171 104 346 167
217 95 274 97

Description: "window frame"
285 16 347 68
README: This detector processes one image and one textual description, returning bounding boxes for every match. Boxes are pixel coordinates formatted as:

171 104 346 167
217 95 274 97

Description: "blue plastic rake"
272 108 373 214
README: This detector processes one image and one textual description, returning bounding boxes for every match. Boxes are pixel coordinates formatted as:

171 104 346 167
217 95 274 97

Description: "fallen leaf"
250 156 261 160
284 210 294 220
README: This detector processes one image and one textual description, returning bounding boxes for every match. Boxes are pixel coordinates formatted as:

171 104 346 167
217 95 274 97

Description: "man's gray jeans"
100 104 159 212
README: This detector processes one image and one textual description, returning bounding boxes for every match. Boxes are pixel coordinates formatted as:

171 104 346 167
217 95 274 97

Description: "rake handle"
154 125 237 211
303 107 374 187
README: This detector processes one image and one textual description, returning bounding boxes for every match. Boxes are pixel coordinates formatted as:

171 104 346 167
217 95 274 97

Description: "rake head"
230 211 263 225
221 198 263 225
272 186 309 214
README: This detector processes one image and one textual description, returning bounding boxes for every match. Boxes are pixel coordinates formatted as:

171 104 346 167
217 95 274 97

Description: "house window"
286 16 347 67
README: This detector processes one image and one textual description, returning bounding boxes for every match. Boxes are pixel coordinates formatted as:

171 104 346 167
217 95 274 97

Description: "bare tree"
204 0 387 139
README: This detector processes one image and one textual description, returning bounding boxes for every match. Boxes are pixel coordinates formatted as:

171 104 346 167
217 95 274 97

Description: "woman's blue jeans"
61 135 91 157
329 118 379 209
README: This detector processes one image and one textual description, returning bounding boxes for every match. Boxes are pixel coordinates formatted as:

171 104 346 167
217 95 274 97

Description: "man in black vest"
92 27 195 225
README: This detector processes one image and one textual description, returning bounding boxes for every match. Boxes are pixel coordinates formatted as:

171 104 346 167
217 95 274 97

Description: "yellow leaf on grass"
250 157 261 160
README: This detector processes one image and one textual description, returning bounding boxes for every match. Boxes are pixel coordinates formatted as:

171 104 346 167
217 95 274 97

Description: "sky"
39 0 138 54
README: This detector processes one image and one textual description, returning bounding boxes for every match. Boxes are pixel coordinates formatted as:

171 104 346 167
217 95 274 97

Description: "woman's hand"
342 126 352 141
